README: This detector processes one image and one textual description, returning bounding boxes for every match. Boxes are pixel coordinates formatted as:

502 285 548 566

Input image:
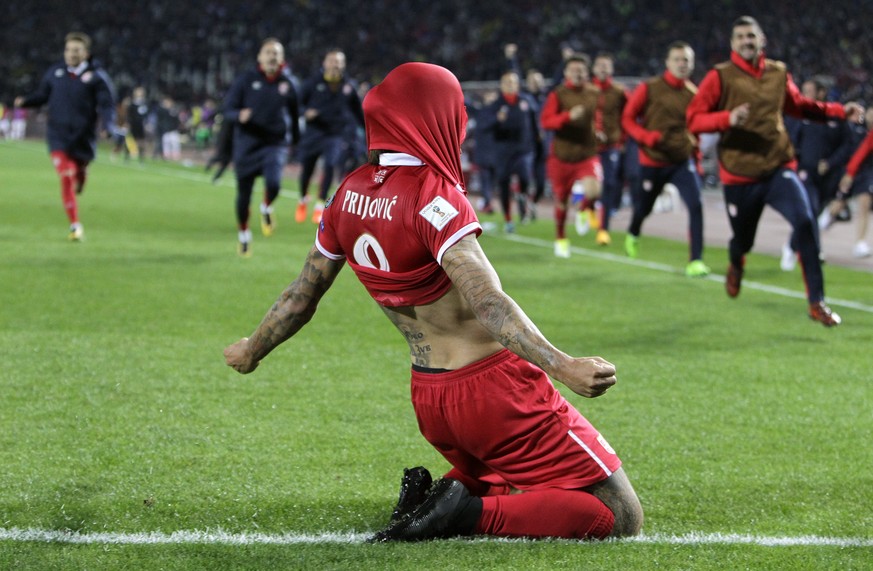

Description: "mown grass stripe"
503 234 873 313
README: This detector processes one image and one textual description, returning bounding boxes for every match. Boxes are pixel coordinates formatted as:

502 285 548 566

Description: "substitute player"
541 53 604 258
686 16 862 326
295 49 364 224
621 41 710 277
222 38 300 256
14 31 116 241
225 62 643 541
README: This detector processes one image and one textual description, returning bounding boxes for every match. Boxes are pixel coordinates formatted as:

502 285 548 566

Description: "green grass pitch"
0 140 871 570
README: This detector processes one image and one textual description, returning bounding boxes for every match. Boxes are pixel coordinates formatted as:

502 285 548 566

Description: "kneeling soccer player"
225 62 643 541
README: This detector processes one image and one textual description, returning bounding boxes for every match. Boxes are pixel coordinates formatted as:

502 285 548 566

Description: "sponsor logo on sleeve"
597 433 616 455
419 196 459 231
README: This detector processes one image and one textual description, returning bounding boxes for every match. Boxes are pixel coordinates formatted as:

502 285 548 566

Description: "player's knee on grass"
585 467 644 537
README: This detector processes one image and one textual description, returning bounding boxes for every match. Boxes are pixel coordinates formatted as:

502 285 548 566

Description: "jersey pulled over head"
363 62 468 192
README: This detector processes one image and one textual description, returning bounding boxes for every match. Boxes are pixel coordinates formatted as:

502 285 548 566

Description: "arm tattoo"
443 237 562 374
248 248 345 360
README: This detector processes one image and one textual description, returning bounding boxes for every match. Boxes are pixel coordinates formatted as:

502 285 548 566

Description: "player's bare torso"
379 281 503 370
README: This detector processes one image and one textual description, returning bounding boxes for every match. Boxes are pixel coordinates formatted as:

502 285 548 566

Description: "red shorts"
51 151 88 178
411 350 621 491
547 155 603 202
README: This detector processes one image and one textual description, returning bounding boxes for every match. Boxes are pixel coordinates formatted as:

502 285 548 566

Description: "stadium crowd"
2 0 872 104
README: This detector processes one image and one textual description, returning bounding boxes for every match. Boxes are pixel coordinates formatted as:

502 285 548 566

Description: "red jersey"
686 51 847 184
622 71 697 167
846 129 873 177
316 153 481 307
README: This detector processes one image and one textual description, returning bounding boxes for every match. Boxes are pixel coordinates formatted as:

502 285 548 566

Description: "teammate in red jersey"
540 54 604 258
224 62 642 541
591 52 628 246
686 16 863 326
621 41 710 277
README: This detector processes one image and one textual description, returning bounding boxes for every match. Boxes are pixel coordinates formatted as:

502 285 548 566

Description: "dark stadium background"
3 0 871 106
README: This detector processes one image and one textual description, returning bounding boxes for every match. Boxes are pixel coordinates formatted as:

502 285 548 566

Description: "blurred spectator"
10 107 26 139
0 103 9 139
126 86 150 162
155 95 181 160
5 2 872 116
110 94 130 161
192 98 218 151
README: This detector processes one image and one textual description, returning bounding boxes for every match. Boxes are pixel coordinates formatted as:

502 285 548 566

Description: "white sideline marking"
623 532 873 547
1 528 871 547
502 234 873 314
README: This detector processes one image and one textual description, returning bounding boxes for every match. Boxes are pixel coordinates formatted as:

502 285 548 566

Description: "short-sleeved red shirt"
316 153 482 307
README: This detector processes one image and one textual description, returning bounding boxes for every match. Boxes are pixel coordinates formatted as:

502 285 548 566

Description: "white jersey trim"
380 153 465 195
567 429 614 477
315 235 346 260
436 222 482 266
67 61 88 76
379 153 424 166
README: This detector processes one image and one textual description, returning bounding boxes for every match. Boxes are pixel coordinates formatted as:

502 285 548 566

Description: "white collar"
67 61 88 76
379 152 424 166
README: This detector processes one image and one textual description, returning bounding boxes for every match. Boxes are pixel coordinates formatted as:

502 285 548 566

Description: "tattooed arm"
440 234 617 398
224 246 345 374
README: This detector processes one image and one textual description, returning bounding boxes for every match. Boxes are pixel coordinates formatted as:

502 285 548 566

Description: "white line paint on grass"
501 234 873 314
1 528 871 548
0 527 370 545
623 532 873 548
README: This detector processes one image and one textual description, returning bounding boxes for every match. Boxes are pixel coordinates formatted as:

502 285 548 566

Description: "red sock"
443 468 513 497
60 173 78 224
555 205 567 239
579 197 592 211
52 152 79 224
475 489 614 539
